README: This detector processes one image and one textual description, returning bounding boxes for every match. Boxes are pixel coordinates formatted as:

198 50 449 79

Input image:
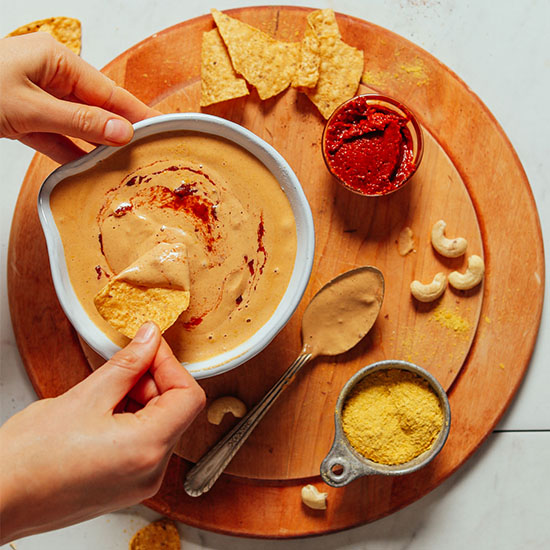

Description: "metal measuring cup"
321 360 451 487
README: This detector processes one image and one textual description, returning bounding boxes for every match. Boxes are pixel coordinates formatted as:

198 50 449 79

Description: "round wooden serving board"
8 7 544 538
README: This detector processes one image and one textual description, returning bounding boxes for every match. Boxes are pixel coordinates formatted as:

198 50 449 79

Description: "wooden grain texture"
7 6 544 538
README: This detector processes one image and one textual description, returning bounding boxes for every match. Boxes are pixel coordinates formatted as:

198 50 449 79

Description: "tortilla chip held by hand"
94 243 190 338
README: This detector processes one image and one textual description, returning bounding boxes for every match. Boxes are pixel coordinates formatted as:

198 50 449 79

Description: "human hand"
0 32 160 164
0 322 205 543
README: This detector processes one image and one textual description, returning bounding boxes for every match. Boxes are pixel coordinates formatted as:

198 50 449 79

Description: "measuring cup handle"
320 438 377 487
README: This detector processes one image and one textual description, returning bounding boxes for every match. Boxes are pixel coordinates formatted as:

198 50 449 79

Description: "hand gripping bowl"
37 113 315 379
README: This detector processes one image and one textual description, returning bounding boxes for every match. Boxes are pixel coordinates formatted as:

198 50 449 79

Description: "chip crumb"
200 28 249 107
397 226 415 255
6 17 81 54
129 518 180 550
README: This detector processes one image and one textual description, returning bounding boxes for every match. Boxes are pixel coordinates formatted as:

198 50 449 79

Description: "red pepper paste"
323 97 416 195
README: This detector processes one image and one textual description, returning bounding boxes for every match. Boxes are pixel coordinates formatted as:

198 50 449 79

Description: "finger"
61 91 162 124
91 85 162 124
18 132 87 164
17 87 135 146
28 35 159 124
114 396 130 414
137 340 205 443
124 398 144 414
150 339 197 392
128 372 160 405
77 322 161 412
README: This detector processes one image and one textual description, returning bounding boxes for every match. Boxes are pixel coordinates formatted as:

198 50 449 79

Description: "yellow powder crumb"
399 60 429 86
361 69 389 88
499 363 505 370
485 316 492 324
431 305 471 335
362 57 429 88
341 369 444 465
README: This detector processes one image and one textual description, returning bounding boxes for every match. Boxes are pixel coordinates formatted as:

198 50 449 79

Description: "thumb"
77 322 161 412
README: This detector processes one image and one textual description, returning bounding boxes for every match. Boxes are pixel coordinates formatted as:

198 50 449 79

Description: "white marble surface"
1 0 549 548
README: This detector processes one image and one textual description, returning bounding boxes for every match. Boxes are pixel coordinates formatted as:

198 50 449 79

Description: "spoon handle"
184 352 313 497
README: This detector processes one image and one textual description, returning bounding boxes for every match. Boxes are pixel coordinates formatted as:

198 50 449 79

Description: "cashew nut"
207 396 247 425
448 255 485 290
431 220 468 258
410 272 447 302
301 484 327 510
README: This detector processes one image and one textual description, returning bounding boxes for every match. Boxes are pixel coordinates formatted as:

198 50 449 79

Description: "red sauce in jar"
323 96 417 195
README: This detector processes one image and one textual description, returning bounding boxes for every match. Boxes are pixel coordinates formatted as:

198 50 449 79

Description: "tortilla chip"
306 9 341 40
211 8 299 100
94 281 190 338
200 28 249 107
129 519 180 550
305 10 364 119
7 17 81 55
291 24 320 89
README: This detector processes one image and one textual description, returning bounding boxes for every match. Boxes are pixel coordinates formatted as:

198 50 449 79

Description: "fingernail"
134 322 157 343
104 119 133 144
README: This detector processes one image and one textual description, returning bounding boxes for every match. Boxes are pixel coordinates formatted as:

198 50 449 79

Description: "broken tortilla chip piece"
200 28 249 107
291 24 320 89
6 17 81 55
94 242 191 338
305 10 364 119
94 280 190 339
211 8 299 100
306 8 341 40
129 518 180 550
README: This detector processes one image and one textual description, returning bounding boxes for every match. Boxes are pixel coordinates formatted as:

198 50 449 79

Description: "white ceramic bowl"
38 113 315 379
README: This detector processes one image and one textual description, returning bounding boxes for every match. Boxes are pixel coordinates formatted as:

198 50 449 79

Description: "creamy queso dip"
50 131 297 363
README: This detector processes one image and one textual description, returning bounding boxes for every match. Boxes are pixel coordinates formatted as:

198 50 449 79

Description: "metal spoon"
184 266 385 497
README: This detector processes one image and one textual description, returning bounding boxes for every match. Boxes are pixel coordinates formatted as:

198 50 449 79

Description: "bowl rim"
37 112 315 379
321 93 424 197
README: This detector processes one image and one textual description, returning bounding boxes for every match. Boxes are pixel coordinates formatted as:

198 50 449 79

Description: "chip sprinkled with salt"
306 8 341 39
305 10 364 119
6 17 82 55
211 8 299 100
291 24 320 89
200 28 249 107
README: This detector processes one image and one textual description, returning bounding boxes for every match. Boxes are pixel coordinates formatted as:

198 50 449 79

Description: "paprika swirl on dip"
322 94 424 196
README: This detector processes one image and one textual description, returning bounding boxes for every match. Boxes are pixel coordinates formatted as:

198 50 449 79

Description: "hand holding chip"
0 322 205 544
0 32 160 164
